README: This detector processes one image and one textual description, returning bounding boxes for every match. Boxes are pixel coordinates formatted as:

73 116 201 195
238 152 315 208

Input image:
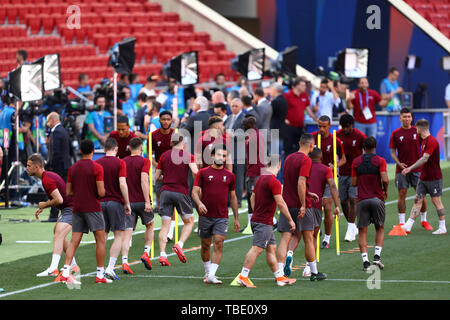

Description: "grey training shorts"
251 222 276 249
155 180 163 196
277 207 300 234
72 211 105 234
159 190 194 220
198 216 228 238
416 179 443 197
339 175 358 201
356 198 385 229
101 200 126 233
298 208 320 232
57 207 73 225
396 172 420 190
125 202 154 230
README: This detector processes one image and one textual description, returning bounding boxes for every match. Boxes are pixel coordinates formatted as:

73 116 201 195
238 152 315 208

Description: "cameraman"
85 94 112 149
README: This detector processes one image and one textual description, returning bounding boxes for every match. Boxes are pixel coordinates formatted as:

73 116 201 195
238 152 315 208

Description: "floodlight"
8 63 44 102
334 48 369 78
33 53 61 91
169 51 199 85
231 48 265 81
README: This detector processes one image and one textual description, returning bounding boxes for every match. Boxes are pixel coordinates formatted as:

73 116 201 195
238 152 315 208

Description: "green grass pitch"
1 163 450 300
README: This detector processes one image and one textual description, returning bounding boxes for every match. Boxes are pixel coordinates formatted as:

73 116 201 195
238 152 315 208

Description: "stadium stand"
404 0 450 38
0 0 238 89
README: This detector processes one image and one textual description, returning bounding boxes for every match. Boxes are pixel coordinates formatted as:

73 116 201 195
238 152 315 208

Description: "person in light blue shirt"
85 95 112 149
380 67 403 112
77 73 91 93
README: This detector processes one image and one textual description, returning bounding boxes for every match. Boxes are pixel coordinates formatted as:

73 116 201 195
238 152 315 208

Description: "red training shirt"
245 128 265 178
157 148 195 196
41 171 73 210
351 154 387 202
96 156 127 204
419 135 442 181
194 166 235 218
336 128 366 176
151 128 174 163
308 162 334 210
312 131 344 172
251 172 282 226
108 131 137 159
67 159 104 213
123 155 151 203
389 126 421 174
282 152 312 208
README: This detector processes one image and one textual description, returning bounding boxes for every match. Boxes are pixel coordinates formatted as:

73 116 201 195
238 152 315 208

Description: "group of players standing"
27 106 445 287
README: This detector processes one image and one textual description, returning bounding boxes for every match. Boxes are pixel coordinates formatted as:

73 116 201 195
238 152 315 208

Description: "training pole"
333 130 340 256
174 128 179 244
317 134 321 262
148 131 154 258
113 72 118 131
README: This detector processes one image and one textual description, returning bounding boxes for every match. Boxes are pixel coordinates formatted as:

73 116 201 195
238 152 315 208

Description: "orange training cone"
388 224 408 236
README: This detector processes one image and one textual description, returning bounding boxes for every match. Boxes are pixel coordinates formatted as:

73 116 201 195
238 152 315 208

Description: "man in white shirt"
311 79 340 120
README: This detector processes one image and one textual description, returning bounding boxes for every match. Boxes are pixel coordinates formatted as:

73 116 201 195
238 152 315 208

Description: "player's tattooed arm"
402 153 430 175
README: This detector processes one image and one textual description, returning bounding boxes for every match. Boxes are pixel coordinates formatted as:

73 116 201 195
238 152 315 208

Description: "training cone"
242 224 253 235
230 274 255 286
388 224 408 236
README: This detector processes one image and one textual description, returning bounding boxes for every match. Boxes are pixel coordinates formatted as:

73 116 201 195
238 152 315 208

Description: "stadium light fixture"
231 48 265 81
33 53 61 91
168 51 199 86
8 63 44 102
334 48 369 78
405 55 421 71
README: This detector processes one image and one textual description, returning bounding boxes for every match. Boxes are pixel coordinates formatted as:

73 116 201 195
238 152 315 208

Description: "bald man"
46 112 72 222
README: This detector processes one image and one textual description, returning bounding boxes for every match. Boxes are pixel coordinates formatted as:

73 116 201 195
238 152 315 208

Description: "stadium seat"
144 2 162 12
27 14 42 34
148 12 164 23
208 41 226 52
161 32 177 43
94 34 109 52
41 14 55 34
5 5 19 24
163 12 180 22
162 22 179 33
189 41 206 52
177 21 194 32
218 50 236 61
194 31 210 43
177 32 195 43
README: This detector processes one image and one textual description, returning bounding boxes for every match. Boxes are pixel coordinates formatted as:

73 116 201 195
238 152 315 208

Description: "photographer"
85 94 112 149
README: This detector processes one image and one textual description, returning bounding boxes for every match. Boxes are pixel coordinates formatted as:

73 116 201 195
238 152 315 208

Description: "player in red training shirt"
192 146 240 284
60 139 108 285
284 148 340 278
389 108 428 229
108 115 137 159
336 114 366 242
352 137 389 271
121 138 154 274
401 119 446 235
96 138 131 281
26 154 79 278
236 155 297 288
155 133 199 266
312 115 346 249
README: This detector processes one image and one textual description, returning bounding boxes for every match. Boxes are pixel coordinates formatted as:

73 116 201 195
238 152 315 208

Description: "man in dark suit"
180 96 211 154
253 88 272 131
224 98 246 206
45 112 72 222
269 83 289 182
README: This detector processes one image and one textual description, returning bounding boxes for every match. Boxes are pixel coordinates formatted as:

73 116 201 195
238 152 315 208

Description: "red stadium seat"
189 41 206 52
194 31 210 43
148 12 164 23
41 14 55 34
161 32 177 43
163 12 180 22
27 14 42 34
133 13 148 24
177 21 194 32
208 41 226 52
117 13 134 24
144 2 162 12
218 50 235 61
37 4 52 15
94 34 109 52
148 22 163 33
126 2 141 13
147 32 162 43
177 32 195 43
162 22 178 33
5 5 19 24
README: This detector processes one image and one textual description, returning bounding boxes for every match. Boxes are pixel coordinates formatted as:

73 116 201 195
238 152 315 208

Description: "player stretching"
401 119 446 234
96 138 132 280
122 138 154 274
27 154 79 277
312 115 346 249
389 108 429 228
192 146 240 284
336 114 366 241
352 137 389 271
155 133 199 266
237 156 297 288
59 139 109 284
